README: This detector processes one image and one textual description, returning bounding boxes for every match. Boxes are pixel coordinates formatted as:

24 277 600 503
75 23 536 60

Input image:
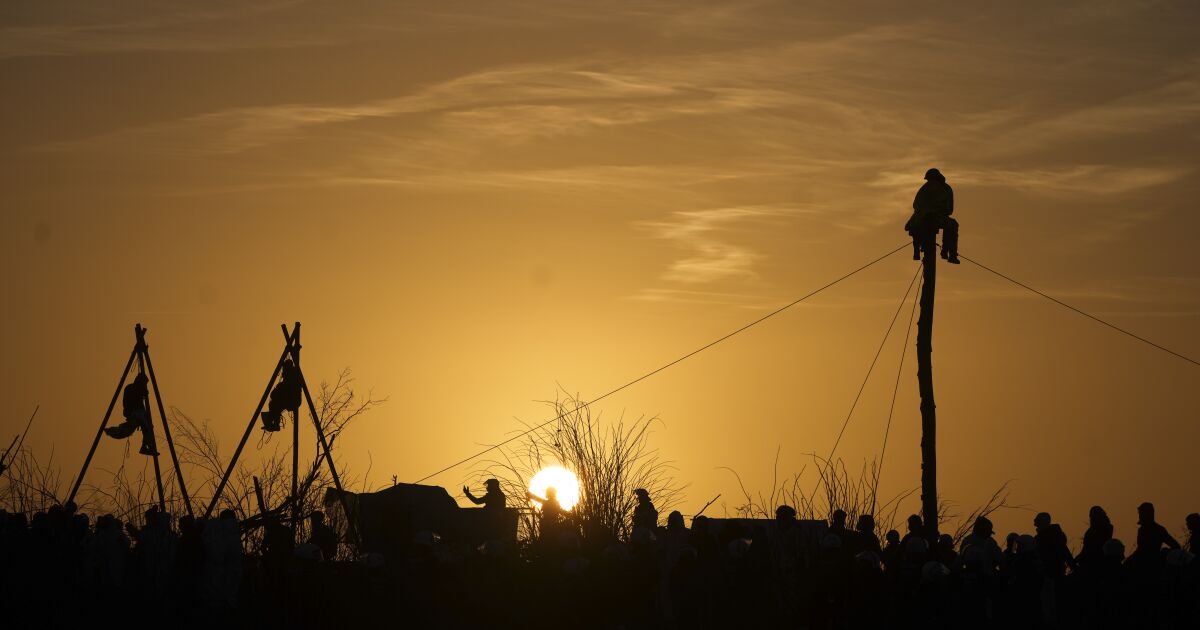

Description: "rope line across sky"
414 244 1198 484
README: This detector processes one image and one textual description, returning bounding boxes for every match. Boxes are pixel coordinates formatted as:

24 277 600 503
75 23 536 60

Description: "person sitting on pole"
261 358 302 432
103 373 159 456
905 167 960 263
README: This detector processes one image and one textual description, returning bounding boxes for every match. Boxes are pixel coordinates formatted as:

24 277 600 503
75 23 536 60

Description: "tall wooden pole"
917 236 939 541
291 322 301 527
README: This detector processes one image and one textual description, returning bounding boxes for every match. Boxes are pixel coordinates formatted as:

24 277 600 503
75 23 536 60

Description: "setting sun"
528 466 580 511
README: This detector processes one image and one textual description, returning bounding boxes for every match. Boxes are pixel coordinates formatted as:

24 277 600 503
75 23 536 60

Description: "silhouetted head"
1103 538 1125 559
310 511 325 524
907 514 923 534
1137 502 1155 524
667 510 684 530
937 534 954 549
1186 513 1200 532
885 529 900 545
546 487 557 500
634 488 649 502
856 514 875 534
219 508 237 521
1034 512 1052 530
973 516 994 539
485 478 500 491
1006 532 1019 548
776 505 797 523
924 168 945 183
133 373 149 385
831 509 847 528
1089 505 1110 526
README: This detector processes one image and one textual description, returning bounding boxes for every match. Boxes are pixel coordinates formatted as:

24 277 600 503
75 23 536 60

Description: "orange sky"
2 0 1198 543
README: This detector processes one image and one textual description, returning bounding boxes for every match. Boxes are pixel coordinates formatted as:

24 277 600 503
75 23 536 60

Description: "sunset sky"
2 0 1198 540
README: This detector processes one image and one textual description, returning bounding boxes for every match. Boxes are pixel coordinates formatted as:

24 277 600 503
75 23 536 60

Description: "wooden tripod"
68 324 194 517
204 323 358 546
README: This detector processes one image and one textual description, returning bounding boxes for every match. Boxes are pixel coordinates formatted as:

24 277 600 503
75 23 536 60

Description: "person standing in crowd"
632 488 658 534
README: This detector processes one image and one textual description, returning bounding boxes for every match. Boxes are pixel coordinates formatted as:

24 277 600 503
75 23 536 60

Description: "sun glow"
528 465 580 511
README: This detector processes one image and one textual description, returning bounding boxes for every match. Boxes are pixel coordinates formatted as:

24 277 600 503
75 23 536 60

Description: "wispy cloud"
0 1 313 58
626 287 774 308
37 19 933 156
322 163 763 192
636 205 804 287
15 0 1200 273
2 1 761 59
995 78 1200 154
945 271 1200 311
873 165 1191 197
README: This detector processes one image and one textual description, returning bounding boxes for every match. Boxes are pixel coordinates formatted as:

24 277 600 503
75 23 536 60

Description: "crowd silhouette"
1 492 1197 629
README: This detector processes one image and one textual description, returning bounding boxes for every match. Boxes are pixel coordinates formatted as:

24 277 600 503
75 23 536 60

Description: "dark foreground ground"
2 506 1198 629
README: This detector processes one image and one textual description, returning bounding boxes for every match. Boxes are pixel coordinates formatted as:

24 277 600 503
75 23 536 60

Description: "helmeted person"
261 358 302 432
905 168 960 263
632 488 659 534
463 478 507 512
465 478 509 541
1128 501 1180 569
103 372 158 455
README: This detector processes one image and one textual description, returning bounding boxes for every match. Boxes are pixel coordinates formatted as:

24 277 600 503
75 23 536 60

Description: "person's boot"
261 411 280 432
942 220 960 264
139 441 159 456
